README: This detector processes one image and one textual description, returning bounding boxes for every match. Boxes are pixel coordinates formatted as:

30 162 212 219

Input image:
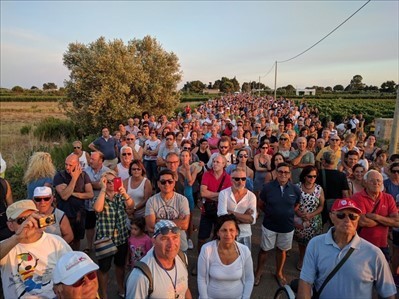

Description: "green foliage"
61 35 182 134
43 82 58 90
7 163 27 199
0 96 66 102
380 81 397 93
11 86 24 93
33 117 79 141
181 81 206 93
20 125 32 135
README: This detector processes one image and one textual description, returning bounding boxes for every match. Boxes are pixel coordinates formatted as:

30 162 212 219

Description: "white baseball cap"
6 200 38 220
53 251 99 285
33 186 52 198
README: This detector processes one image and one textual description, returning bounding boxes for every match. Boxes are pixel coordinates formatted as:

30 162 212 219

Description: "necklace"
302 183 314 191
154 252 179 298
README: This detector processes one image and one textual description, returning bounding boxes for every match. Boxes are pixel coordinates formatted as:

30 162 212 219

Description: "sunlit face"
330 208 360 235
276 166 291 185
72 142 82 154
180 151 191 164
231 169 246 191
367 136 376 145
274 155 285 167
212 156 226 172
347 154 359 167
366 172 383 193
102 128 110 138
105 174 116 191
34 195 54 214
121 149 133 164
158 174 176 195
65 155 79 174
218 142 230 155
130 163 143 178
297 138 307 150
153 230 180 261
307 138 316 149
346 138 355 148
217 220 238 244
54 272 98 299
126 134 135 145
304 170 317 184
353 166 365 180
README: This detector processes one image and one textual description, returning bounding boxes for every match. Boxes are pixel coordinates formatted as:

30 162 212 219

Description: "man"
338 150 359 178
84 152 110 253
316 151 350 224
126 220 192 298
1 200 71 298
126 133 143 161
207 136 235 169
349 114 359 133
217 168 257 249
254 162 301 287
352 170 399 261
259 125 278 150
145 169 190 252
298 198 396 299
72 140 90 168
54 154 94 250
316 135 342 169
252 123 265 140
89 127 118 169
53 251 99 299
321 129 331 145
289 137 315 183
157 132 180 169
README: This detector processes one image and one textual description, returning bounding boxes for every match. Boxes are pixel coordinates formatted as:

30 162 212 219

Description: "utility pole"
389 86 399 155
258 76 261 96
274 61 277 100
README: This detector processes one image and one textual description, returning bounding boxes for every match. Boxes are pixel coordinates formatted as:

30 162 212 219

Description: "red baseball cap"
331 198 362 214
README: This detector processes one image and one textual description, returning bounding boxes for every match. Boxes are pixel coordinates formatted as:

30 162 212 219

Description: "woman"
253 142 271 195
175 131 184 149
295 166 324 271
32 186 73 244
190 130 200 148
114 145 133 181
364 135 380 162
235 127 248 149
226 149 254 191
348 164 365 195
373 149 389 180
207 126 221 154
306 136 317 154
265 152 285 183
179 150 201 250
277 133 292 160
72 140 90 168
247 137 259 170
93 170 135 299
123 160 152 220
143 128 161 187
197 214 254 299
23 152 56 199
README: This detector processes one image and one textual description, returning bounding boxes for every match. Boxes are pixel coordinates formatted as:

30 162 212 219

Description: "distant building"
203 88 220 95
296 88 316 96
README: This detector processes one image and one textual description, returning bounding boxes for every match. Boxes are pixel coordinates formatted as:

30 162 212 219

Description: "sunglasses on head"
72 271 97 288
122 152 132 156
159 179 175 185
34 197 52 202
232 177 246 182
154 226 181 237
334 212 359 221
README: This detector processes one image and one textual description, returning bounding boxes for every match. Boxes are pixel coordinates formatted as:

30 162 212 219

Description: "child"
128 218 152 269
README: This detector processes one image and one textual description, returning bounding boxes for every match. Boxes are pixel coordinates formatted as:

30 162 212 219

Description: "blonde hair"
23 152 56 184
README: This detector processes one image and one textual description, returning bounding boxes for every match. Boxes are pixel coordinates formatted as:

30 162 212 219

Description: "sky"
1 0 398 90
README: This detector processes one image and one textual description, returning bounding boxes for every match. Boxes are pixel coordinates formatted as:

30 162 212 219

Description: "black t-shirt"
316 169 349 199
260 135 278 145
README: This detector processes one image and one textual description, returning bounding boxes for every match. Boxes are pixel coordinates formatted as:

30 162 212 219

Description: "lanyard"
154 252 179 298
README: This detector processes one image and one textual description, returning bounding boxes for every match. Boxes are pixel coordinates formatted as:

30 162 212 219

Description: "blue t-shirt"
27 177 53 199
260 180 301 233
384 179 399 202
93 136 117 160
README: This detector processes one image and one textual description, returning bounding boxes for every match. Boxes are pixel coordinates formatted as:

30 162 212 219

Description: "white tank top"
79 151 89 168
127 177 147 218
116 163 130 181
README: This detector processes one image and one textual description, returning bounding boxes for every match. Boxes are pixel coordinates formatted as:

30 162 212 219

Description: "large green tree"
380 80 397 93
182 80 206 93
61 36 182 132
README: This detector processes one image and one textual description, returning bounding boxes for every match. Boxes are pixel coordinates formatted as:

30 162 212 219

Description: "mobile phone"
37 214 56 228
113 177 122 192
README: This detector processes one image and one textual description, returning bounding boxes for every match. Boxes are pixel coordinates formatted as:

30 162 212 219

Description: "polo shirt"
93 136 117 160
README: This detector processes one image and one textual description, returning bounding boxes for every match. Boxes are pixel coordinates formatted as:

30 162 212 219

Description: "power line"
260 62 275 78
277 0 371 64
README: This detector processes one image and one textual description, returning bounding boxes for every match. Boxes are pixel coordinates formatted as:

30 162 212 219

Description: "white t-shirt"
0 232 72 299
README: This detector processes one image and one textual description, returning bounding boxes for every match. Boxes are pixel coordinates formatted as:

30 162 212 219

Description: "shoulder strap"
314 247 355 298
177 250 188 268
133 261 154 297
217 174 226 192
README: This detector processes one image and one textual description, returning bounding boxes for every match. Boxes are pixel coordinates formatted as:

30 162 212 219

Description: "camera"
37 214 56 228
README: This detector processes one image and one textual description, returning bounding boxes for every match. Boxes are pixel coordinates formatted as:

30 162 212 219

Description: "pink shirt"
128 234 153 266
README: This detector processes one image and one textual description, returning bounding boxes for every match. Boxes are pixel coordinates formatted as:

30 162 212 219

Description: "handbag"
312 247 354 299
94 237 118 260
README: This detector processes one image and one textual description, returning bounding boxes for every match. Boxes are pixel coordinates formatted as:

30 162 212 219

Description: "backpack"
126 250 188 297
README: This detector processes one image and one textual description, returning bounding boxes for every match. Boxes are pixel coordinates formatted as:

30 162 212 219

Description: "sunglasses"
13 216 28 225
183 147 191 150
106 179 114 184
334 212 359 221
306 175 317 179
277 171 290 175
391 170 399 174
73 146 81 149
238 155 248 158
261 146 268 149
122 153 132 156
126 138 134 141
219 146 229 149
150 131 156 134
159 179 175 185
232 177 246 182
330 139 340 142
280 138 288 141
131 168 141 171
34 197 52 202
154 226 181 237
72 271 97 288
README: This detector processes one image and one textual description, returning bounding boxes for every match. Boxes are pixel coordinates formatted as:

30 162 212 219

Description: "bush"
6 163 27 199
33 117 79 141
20 125 32 135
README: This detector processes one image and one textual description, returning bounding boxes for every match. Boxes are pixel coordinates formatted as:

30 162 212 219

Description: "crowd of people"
0 93 398 298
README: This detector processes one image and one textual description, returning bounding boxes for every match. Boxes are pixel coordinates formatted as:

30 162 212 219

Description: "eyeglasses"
166 160 179 164
126 138 134 141
154 226 181 237
219 146 229 149
280 138 288 141
122 153 132 156
183 147 191 150
333 212 359 221
12 216 28 225
391 170 399 174
239 155 248 158
277 170 290 175
34 197 52 202
306 175 317 179
131 168 141 171
232 177 246 182
72 271 97 288
159 179 175 185
73 146 81 149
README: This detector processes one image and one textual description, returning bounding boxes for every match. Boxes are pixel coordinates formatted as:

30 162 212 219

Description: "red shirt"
352 190 398 247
